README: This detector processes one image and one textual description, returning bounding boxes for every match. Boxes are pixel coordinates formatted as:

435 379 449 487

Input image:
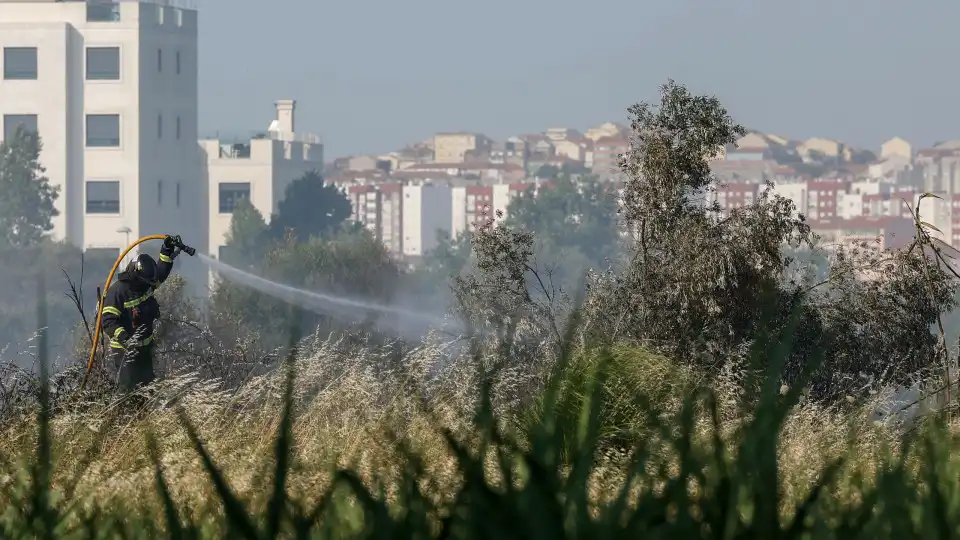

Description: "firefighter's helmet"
127 253 159 287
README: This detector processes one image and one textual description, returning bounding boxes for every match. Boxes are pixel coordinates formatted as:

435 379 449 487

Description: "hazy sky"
198 0 959 158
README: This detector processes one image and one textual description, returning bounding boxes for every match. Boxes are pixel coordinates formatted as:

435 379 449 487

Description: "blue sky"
198 0 959 158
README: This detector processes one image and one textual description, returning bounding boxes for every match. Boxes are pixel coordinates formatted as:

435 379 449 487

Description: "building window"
218 182 250 213
175 51 180 74
157 5 164 24
157 114 162 138
176 116 181 139
174 8 183 26
85 46 120 80
3 114 38 141
87 2 121 22
157 48 162 72
3 47 38 80
157 180 163 205
86 180 120 214
175 182 181 207
86 114 120 147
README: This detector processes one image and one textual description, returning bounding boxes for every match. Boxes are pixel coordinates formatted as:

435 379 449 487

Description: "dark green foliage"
267 170 353 242
402 229 475 311
213 178 402 345
505 173 620 269
212 227 401 347
585 79 956 400
0 126 60 248
221 197 269 268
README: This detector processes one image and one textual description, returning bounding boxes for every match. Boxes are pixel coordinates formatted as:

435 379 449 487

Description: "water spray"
198 254 453 331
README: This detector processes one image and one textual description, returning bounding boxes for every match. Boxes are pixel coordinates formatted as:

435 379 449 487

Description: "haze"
200 0 960 157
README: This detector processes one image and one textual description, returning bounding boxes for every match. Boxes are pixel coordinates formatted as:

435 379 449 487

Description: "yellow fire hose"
80 234 186 391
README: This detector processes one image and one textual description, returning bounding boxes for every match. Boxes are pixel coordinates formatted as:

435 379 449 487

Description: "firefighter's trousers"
109 342 156 393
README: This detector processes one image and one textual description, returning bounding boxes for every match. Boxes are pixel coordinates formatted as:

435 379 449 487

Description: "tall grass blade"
145 432 188 539
176 406 260 539
265 344 297 538
30 275 57 539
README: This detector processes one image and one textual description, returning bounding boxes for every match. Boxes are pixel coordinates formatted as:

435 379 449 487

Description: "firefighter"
99 235 182 393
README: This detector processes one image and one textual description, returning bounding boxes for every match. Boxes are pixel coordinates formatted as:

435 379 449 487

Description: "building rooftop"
199 129 322 145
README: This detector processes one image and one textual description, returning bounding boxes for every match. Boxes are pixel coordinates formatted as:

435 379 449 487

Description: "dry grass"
0 328 945 531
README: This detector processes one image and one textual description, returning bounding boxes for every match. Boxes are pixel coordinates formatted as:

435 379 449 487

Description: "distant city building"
591 137 628 179
401 183 455 258
322 121 960 258
432 132 493 163
880 137 912 161
347 182 403 254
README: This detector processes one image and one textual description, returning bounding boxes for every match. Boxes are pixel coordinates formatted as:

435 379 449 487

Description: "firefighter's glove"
163 235 181 250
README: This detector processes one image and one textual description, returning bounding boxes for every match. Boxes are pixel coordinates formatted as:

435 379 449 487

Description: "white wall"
837 192 863 219
0 22 72 237
135 3 205 294
203 135 324 259
451 186 467 237
771 181 808 216
202 138 274 257
491 184 510 222
401 185 423 256
0 1 205 294
849 180 893 197
916 193 951 244
868 155 910 180
402 184 454 257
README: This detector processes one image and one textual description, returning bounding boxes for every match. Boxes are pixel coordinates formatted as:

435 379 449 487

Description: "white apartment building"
770 181 808 215
200 99 324 263
401 183 454 258
0 0 206 294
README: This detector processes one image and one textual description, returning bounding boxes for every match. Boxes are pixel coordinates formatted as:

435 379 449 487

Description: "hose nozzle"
172 236 196 256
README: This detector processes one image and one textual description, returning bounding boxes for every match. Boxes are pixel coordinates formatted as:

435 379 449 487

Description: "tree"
535 164 559 179
222 197 268 267
0 126 59 248
421 229 474 280
505 173 620 267
211 227 402 347
581 79 954 401
267 170 353 241
403 229 475 310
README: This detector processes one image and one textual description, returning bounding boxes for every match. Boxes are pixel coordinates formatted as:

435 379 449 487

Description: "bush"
0 306 958 537
211 227 403 349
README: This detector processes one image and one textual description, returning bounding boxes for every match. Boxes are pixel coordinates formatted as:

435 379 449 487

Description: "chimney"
275 99 295 134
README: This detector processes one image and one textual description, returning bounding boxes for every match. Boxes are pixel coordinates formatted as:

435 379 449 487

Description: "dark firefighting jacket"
99 245 176 351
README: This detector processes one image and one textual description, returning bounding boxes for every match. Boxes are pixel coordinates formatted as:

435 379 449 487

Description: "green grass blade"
176 406 261 539
265 347 297 538
145 431 186 539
